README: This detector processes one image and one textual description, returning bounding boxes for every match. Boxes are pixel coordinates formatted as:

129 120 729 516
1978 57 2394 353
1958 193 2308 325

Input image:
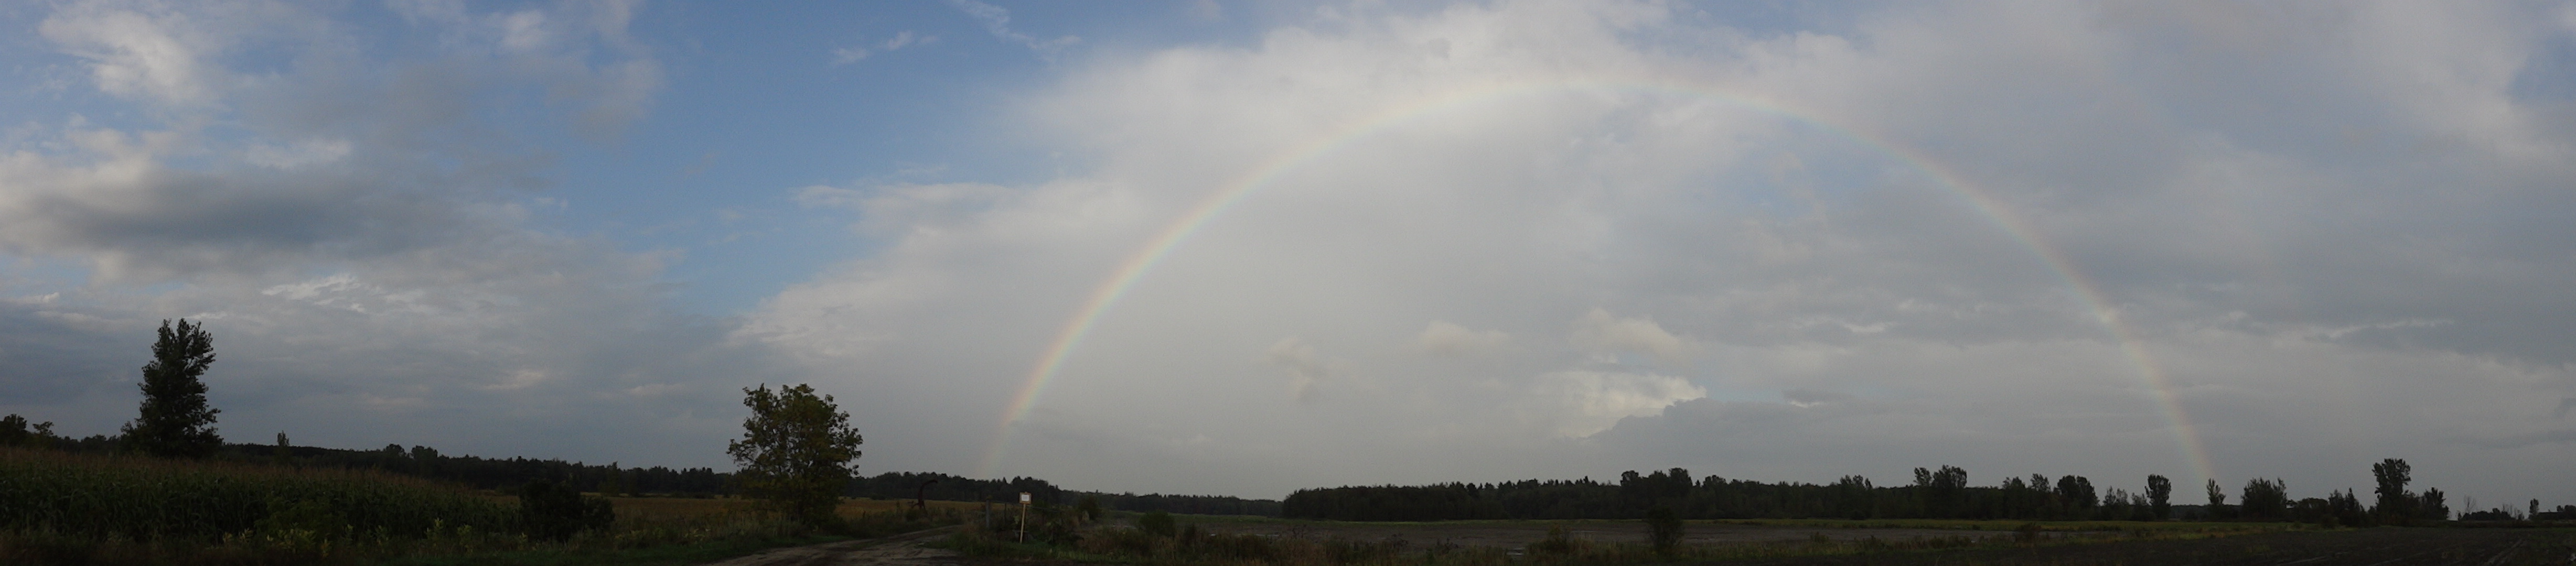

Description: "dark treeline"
848 471 1282 516
2 415 1281 515
1286 464 2453 526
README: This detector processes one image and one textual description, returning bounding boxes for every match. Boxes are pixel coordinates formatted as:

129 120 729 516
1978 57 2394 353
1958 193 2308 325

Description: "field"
1167 516 2295 548
1719 526 2576 565
946 515 2576 566
0 447 960 565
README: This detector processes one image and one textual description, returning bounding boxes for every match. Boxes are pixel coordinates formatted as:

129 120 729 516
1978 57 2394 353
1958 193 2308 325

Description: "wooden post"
1018 492 1032 542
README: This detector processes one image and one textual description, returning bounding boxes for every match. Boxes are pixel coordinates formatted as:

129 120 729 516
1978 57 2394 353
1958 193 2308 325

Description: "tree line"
1285 463 2453 526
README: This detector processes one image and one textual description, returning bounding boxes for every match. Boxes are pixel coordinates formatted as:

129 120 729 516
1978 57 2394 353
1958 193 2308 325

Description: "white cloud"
750 0 2576 501
1264 336 1335 402
1569 309 1695 365
1520 370 1705 438
1415 320 1508 356
944 0 1079 59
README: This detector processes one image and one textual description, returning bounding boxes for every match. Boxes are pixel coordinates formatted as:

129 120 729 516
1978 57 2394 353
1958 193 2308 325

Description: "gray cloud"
754 0 2576 502
0 0 767 469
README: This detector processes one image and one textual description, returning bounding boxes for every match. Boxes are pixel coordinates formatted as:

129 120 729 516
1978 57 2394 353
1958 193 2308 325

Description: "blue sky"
5 1 2576 507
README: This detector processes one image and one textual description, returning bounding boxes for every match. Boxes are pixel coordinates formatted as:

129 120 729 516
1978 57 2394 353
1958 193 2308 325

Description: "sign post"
1018 492 1032 542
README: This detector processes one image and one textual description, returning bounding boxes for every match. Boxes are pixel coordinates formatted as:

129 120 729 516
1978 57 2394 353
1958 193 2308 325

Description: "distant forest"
1 421 1280 516
1284 465 2455 526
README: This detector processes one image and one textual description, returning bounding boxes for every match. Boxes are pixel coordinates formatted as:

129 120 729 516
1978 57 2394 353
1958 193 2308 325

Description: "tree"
2370 459 2413 525
1 414 55 449
122 319 221 459
727 383 865 527
2241 478 2288 520
2144 475 2172 520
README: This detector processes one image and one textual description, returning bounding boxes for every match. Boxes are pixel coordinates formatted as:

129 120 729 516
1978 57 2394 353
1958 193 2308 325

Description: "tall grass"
0 446 512 542
1 447 962 564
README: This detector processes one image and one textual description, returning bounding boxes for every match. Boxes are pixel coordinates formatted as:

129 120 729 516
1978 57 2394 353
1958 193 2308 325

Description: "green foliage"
121 319 223 459
726 383 864 528
2240 478 2289 520
2145 474 2172 520
517 477 615 541
1136 510 1176 537
1645 506 1683 557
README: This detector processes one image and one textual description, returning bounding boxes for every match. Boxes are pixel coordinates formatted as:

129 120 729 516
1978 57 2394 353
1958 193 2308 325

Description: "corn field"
0 446 511 542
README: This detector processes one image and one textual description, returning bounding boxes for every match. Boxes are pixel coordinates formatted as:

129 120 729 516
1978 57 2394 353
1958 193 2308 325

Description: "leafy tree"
727 383 865 527
2055 475 2096 517
1644 505 1683 557
2416 488 2448 523
2205 478 2225 506
2369 458 2413 524
2241 478 2288 520
2144 474 2172 520
122 319 222 459
272 432 292 466
0 414 55 448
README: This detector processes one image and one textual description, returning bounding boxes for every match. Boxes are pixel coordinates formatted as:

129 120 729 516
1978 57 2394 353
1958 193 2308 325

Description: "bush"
517 477 614 541
1136 510 1176 537
1646 506 1683 557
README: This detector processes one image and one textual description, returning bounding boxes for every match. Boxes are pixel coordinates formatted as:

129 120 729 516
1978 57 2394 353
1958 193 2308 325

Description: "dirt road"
699 526 965 566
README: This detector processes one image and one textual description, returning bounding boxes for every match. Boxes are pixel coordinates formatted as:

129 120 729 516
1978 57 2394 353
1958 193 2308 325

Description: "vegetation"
122 319 224 459
941 513 2327 566
727 383 866 528
1285 461 2459 525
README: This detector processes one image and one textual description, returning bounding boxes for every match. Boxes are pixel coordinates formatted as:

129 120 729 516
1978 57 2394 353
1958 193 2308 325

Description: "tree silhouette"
2145 475 2172 520
121 319 221 459
2369 458 2413 525
2241 478 2288 520
727 383 864 527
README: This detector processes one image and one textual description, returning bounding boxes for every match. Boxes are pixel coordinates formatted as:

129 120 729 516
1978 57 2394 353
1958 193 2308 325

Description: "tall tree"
2241 478 2288 520
121 319 221 459
2369 458 2413 524
727 383 864 527
2144 475 2173 520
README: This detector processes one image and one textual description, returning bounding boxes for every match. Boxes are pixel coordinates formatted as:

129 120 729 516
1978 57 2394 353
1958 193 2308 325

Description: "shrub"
516 477 614 541
1136 510 1176 537
1646 506 1683 557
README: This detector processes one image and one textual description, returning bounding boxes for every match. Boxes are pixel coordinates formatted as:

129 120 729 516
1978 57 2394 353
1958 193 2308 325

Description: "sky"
4 0 2575 508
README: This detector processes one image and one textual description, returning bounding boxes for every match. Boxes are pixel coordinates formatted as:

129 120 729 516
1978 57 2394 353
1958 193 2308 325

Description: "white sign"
1019 492 1032 504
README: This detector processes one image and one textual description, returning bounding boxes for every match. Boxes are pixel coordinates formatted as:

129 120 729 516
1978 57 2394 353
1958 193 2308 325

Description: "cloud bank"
753 0 2576 502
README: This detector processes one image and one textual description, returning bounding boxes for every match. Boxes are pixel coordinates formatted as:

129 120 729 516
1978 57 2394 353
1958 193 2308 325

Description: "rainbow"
974 77 2216 486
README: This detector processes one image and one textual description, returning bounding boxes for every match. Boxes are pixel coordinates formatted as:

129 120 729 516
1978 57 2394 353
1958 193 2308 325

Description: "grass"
0 447 960 565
